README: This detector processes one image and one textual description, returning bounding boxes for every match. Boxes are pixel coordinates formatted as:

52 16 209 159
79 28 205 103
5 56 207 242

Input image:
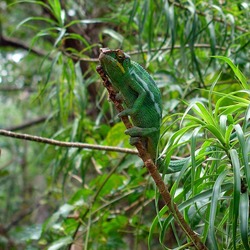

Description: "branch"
96 65 207 249
128 43 229 56
0 129 137 155
0 86 35 92
4 116 48 131
0 35 52 58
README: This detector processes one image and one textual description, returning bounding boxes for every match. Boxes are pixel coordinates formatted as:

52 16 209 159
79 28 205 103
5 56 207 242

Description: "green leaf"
214 56 248 90
48 0 63 26
209 171 228 250
229 149 241 249
16 16 57 30
235 124 250 192
8 0 51 10
58 204 75 217
54 28 66 47
48 236 73 250
192 102 217 126
239 192 250 250
102 28 124 44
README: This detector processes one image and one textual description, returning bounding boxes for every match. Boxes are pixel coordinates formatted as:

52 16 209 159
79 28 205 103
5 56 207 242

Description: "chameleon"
99 48 162 163
98 48 204 173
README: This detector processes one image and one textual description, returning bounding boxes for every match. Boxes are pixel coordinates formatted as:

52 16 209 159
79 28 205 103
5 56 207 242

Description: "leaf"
229 149 241 249
54 28 66 47
16 16 56 30
208 171 228 250
192 102 217 126
239 192 250 250
102 28 124 44
9 0 51 10
48 0 63 25
48 236 73 250
66 18 115 27
235 124 250 192
58 204 75 217
214 56 248 90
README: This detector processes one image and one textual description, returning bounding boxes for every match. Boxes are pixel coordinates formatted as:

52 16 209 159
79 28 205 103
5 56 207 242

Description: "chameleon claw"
129 136 141 146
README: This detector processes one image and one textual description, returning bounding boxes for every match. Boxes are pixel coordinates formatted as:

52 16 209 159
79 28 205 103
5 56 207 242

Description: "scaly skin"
99 48 162 162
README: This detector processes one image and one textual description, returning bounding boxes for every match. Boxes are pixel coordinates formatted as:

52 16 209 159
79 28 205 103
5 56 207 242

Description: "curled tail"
157 157 190 174
157 146 216 174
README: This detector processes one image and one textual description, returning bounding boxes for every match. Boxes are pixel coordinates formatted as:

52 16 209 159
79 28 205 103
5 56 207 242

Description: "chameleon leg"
125 126 159 161
124 126 158 137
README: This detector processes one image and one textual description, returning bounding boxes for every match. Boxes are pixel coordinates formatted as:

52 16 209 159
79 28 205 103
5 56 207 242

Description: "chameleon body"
99 48 162 162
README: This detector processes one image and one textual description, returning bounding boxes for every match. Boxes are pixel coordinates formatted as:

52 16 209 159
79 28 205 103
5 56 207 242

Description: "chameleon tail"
157 157 190 174
157 146 216 174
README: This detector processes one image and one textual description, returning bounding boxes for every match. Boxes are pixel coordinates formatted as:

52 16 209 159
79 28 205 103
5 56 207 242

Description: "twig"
4 116 48 131
0 129 137 155
0 35 51 58
128 43 228 56
96 65 207 249
0 86 35 92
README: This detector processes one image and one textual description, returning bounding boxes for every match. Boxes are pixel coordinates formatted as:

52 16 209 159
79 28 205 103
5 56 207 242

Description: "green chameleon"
98 48 189 173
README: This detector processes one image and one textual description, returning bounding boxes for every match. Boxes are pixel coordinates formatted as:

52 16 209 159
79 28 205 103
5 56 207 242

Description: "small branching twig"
96 65 208 250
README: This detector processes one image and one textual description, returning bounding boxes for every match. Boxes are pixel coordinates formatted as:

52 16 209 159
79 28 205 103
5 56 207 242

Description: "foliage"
0 0 249 249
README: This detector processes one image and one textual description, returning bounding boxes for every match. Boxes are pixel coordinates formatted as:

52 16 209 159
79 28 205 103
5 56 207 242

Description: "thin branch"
0 129 137 155
0 86 35 92
4 116 48 131
0 35 52 58
4 202 41 232
96 65 208 249
128 43 228 56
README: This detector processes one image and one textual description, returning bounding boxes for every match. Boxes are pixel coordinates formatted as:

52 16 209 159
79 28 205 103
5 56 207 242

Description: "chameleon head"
99 48 131 81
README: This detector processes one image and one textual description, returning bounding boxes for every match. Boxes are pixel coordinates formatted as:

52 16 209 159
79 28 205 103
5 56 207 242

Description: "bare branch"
0 35 52 58
5 116 48 131
0 86 35 92
128 43 228 56
0 129 137 155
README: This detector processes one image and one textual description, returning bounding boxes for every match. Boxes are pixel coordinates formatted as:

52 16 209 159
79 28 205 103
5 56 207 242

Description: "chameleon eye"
117 50 125 61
